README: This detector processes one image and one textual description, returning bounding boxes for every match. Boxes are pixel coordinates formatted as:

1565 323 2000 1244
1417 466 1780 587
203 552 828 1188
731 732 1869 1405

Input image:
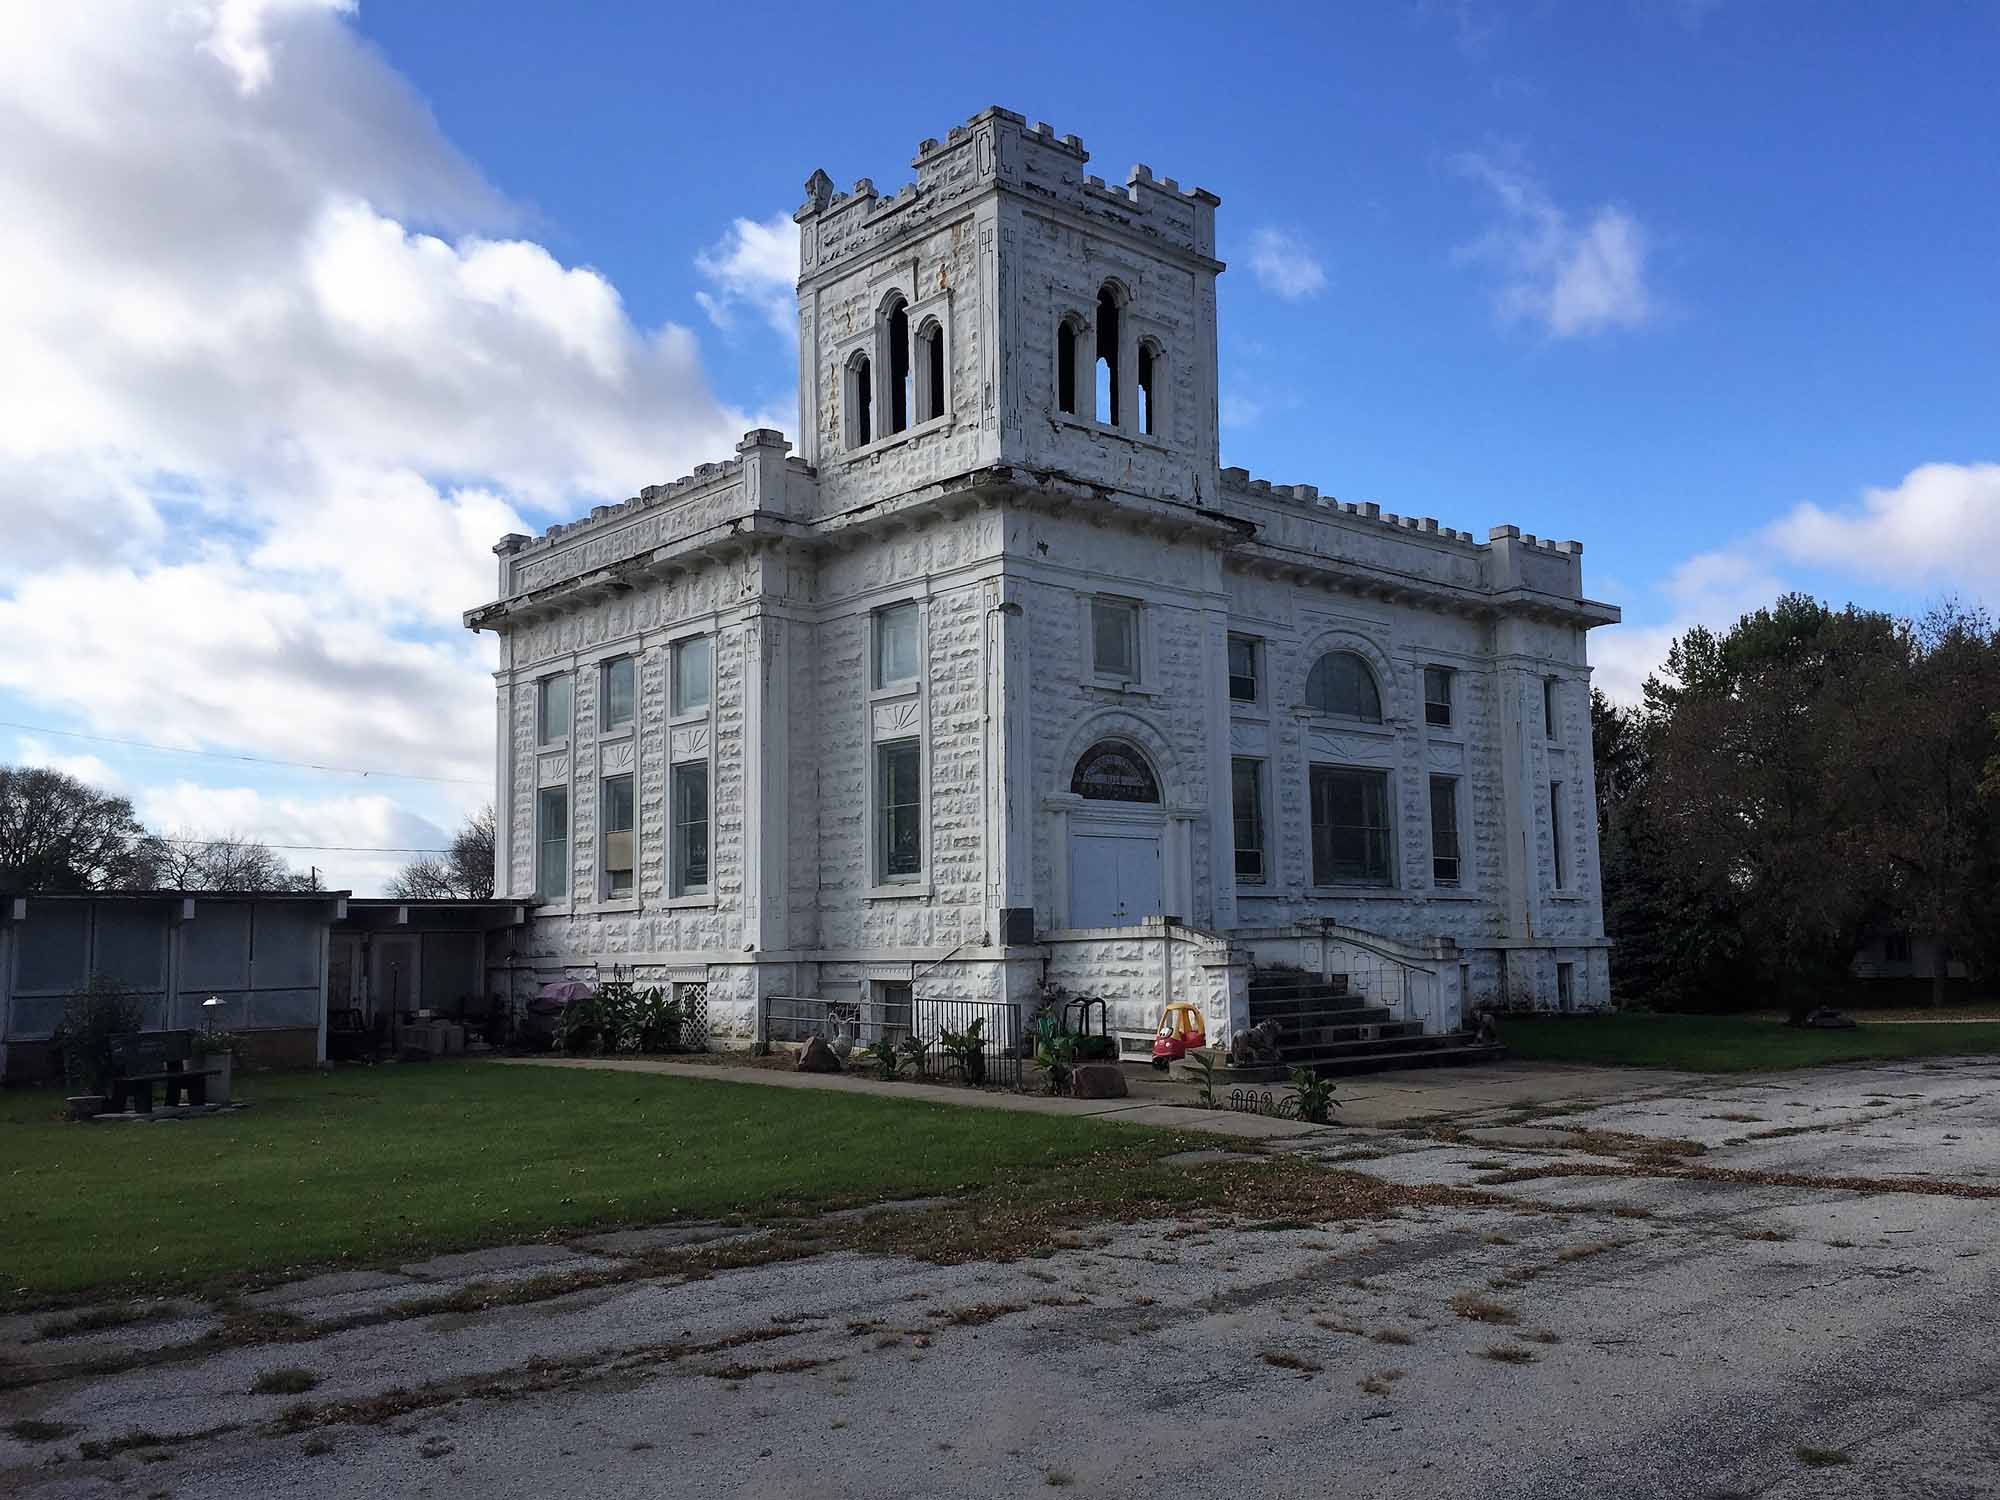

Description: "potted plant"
52 974 143 1112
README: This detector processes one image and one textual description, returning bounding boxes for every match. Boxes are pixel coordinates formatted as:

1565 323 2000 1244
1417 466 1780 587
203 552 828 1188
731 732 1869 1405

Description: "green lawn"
1503 1012 2000 1073
0 1062 1178 1310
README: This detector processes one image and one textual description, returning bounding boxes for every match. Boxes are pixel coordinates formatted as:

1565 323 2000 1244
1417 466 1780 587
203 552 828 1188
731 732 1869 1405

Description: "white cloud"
694 214 798 336
0 2 761 856
1589 547 1786 703
11 738 127 795
1455 152 1655 338
1220 395 1265 429
1767 462 2000 591
1245 227 1328 301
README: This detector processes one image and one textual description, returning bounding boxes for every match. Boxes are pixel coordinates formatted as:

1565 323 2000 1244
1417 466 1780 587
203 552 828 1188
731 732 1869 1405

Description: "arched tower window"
1094 285 1121 426
1137 339 1162 437
885 296 911 435
914 317 945 424
1057 317 1081 415
1305 652 1383 722
846 351 872 448
1071 740 1161 803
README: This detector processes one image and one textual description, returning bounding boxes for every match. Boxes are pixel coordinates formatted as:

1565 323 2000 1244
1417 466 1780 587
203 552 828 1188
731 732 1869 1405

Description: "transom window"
1305 651 1382 722
1310 766 1391 886
874 602 919 689
536 673 573 743
1227 636 1259 703
1091 598 1140 680
673 636 712 717
1424 666 1453 728
601 656 635 732
1072 741 1160 803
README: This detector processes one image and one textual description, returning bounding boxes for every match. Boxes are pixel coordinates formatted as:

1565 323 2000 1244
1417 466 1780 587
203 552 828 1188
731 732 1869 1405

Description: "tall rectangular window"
1429 775 1462 887
1556 962 1575 1011
1424 666 1454 728
1550 781 1567 888
1310 767 1391 886
600 656 635 732
1231 757 1265 882
673 636 712 716
536 786 569 899
1544 677 1560 742
874 602 919 689
600 773 634 897
671 761 710 896
1091 598 1138 679
536 674 572 743
1227 636 1259 703
876 740 922 880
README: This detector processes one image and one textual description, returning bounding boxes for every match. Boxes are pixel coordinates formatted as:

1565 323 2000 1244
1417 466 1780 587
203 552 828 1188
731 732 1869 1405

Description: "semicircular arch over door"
1067 740 1166 928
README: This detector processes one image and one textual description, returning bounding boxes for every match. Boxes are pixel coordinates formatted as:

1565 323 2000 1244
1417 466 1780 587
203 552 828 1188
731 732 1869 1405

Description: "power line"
158 839 453 854
1 720 489 787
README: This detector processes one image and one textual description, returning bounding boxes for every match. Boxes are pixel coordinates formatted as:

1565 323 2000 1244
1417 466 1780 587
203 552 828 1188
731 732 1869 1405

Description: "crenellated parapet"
466 431 818 628
794 107 1220 285
1216 466 1610 620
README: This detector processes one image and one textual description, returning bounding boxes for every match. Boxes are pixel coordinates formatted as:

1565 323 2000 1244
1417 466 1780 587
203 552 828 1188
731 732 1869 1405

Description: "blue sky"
2 1 1996 893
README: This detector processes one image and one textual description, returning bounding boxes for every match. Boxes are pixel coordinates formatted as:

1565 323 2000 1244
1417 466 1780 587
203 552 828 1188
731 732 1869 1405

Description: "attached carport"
329 900 527 1048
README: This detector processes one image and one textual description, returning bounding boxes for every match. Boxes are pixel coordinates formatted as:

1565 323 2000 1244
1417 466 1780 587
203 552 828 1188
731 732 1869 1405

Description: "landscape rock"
797 1037 842 1073
1071 1062 1128 1099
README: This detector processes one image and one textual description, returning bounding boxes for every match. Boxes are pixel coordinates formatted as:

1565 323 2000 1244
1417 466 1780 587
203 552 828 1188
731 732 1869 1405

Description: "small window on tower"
846 353 872 447
1057 318 1079 415
1137 342 1160 436
1095 285 1121 425
914 319 946 423
886 297 911 435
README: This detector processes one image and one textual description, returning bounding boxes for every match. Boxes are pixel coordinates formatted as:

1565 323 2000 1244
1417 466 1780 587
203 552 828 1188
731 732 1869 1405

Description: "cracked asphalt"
3 1054 1996 1499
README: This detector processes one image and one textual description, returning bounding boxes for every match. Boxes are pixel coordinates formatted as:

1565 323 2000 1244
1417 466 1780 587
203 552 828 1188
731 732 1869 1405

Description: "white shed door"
1070 831 1164 929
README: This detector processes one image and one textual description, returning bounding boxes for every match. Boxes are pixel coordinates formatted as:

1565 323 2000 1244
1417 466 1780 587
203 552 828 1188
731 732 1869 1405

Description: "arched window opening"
886 298 911 435
915 319 945 424
1071 740 1161 803
1137 342 1159 436
1305 651 1383 722
847 353 872 448
1094 286 1120 425
1057 319 1079 414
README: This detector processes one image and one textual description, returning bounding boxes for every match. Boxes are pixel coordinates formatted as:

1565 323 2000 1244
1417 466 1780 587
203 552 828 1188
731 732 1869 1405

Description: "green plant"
937 1017 987 1086
190 1028 241 1061
631 986 683 1053
862 1035 906 1081
1185 1049 1219 1108
898 1032 933 1076
1284 1065 1339 1125
51 974 145 1095
1036 1034 1076 1095
554 991 605 1055
1073 1035 1117 1062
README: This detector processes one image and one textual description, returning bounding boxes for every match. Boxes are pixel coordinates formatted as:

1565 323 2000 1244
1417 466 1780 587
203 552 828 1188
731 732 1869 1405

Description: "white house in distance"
465 107 1620 1056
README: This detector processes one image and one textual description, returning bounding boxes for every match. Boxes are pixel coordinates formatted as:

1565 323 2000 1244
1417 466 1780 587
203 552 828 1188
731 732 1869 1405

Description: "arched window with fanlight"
914 316 946 424
1071 741 1161 803
845 350 872 448
883 295 912 435
1305 651 1383 722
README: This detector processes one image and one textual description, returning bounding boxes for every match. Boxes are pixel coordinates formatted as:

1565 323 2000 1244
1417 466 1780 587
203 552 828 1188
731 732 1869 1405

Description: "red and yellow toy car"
1151 1002 1207 1069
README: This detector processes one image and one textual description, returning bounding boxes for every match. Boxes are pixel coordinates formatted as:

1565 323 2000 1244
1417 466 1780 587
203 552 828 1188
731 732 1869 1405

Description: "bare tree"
389 806 494 900
136 830 318 892
0 766 152 891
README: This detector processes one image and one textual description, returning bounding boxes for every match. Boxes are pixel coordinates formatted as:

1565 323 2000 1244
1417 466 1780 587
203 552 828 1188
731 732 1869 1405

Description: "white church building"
465 108 1620 1055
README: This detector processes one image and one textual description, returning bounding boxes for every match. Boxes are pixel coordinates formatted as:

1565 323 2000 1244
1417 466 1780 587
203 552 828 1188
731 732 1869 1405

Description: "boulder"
796 1036 843 1073
1071 1062 1128 1099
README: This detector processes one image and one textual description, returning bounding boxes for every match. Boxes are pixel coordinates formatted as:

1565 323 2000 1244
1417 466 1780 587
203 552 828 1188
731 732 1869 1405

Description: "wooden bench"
108 1030 219 1113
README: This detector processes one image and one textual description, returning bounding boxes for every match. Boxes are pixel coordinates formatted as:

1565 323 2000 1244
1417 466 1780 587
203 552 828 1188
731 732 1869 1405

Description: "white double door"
1069 825 1165 930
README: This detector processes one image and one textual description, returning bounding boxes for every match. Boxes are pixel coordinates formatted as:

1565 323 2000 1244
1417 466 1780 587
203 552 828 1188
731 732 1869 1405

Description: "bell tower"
792 109 1224 515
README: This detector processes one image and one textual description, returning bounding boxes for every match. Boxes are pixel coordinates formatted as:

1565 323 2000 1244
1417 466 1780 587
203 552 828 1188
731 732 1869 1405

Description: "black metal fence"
912 994 1023 1089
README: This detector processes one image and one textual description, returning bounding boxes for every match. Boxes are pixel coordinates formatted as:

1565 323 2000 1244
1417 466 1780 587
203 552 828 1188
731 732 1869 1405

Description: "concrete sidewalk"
500 1053 1690 1133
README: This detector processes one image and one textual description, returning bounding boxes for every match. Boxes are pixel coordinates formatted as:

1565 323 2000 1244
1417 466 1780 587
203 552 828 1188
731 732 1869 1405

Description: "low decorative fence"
757 993 1022 1089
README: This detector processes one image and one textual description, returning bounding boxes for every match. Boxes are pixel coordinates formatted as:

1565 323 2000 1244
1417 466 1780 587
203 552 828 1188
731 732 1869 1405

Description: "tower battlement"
795 107 1219 284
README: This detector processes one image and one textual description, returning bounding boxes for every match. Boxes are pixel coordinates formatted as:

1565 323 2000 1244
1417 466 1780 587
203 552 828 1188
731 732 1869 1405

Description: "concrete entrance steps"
1247 966 1503 1076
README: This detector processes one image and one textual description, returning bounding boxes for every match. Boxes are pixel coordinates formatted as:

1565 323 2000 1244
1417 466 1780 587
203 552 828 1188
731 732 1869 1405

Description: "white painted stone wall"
467 107 1619 1040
